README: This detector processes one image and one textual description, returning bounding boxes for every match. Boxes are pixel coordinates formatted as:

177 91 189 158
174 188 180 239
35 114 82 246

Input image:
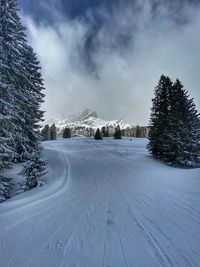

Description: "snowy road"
0 138 200 267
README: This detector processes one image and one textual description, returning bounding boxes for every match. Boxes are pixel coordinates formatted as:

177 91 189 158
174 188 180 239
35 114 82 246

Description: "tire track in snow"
127 206 174 267
57 202 100 267
102 195 111 267
115 176 200 267
102 177 130 267
0 147 70 237
109 171 130 267
3 148 89 267
0 192 67 239
161 192 200 227
119 237 129 267
109 175 175 267
0 187 84 252
119 193 173 266
26 189 93 267
6 255 14 267
4 193 85 267
55 156 115 267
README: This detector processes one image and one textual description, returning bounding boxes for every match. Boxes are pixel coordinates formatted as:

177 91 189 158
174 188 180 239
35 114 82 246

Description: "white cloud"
25 1 200 124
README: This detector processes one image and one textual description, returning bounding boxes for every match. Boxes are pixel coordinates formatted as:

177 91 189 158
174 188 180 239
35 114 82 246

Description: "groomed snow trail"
0 138 200 267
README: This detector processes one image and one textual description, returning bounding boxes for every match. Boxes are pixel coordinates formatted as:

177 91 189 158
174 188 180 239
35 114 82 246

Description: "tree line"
94 125 122 140
40 124 148 141
41 125 71 141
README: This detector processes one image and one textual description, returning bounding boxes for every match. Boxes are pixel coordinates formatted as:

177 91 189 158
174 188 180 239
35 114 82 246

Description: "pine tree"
0 0 45 163
50 124 57 140
148 75 200 167
0 0 20 167
41 125 50 141
148 75 173 158
11 1 45 160
135 125 142 137
162 79 200 167
105 126 109 137
0 0 45 194
63 127 71 138
114 125 122 139
141 127 148 137
101 127 106 137
95 128 103 140
0 175 13 202
89 127 94 137
17 44 45 159
21 151 47 191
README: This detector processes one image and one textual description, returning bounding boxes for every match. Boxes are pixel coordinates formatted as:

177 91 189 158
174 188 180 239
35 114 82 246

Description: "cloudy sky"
18 0 200 124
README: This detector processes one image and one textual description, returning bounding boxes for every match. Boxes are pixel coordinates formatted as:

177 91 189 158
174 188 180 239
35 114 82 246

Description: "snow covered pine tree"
114 125 122 139
41 125 51 141
0 0 45 195
162 79 200 167
148 75 173 158
21 152 47 190
0 175 13 202
0 0 18 169
63 127 71 138
50 124 57 140
148 75 200 167
135 125 142 138
95 128 103 140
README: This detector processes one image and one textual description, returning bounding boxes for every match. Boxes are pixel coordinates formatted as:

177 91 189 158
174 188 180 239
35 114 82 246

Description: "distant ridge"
47 108 131 130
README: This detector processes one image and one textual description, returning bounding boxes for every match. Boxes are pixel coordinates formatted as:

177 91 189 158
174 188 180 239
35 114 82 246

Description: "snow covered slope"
0 138 200 267
47 108 131 130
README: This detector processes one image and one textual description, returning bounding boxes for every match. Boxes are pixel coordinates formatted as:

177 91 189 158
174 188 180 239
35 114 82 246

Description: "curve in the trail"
0 138 200 267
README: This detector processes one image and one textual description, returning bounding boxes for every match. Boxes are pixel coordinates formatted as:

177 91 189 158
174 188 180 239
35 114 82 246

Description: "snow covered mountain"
47 108 131 130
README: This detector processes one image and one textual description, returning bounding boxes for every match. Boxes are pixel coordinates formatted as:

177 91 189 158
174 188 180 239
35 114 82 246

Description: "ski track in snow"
0 138 200 267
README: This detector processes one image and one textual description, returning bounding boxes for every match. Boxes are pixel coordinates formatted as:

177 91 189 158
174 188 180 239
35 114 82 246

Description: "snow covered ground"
0 138 199 267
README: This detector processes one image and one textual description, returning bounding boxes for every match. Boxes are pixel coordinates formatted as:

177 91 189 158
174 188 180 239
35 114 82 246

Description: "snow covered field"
0 138 199 267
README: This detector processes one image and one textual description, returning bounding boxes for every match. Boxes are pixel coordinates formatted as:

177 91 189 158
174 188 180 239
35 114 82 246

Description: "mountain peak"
69 108 98 123
47 108 131 130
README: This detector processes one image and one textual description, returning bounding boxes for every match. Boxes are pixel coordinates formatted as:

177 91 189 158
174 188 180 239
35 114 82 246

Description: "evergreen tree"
162 79 200 167
0 0 20 167
101 126 109 137
0 0 45 163
63 127 71 138
0 175 13 202
104 126 109 137
101 127 106 137
95 128 103 140
17 44 45 159
135 125 142 137
21 151 47 191
88 127 93 137
148 75 200 167
0 0 45 196
41 125 50 141
114 125 122 139
148 75 172 158
50 124 57 140
141 127 148 137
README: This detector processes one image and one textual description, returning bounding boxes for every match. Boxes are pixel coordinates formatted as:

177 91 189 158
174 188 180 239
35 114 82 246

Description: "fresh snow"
47 108 131 130
0 138 200 267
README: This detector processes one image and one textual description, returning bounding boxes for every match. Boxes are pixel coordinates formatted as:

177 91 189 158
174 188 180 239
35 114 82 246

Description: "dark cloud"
18 0 199 22
18 0 116 22
20 0 200 124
